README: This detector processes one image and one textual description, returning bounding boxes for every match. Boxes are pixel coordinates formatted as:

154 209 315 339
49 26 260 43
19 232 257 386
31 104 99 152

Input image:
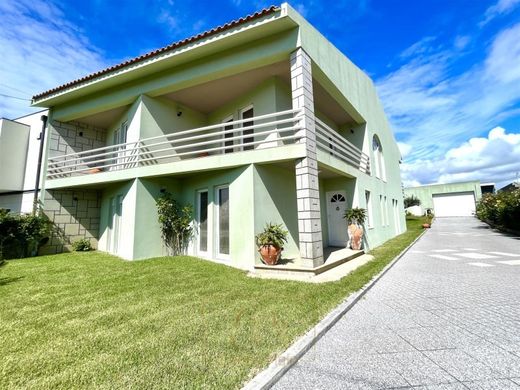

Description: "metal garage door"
432 192 476 217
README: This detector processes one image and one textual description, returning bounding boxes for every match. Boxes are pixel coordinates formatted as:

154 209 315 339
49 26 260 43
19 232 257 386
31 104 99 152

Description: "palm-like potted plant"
255 223 288 265
344 208 367 250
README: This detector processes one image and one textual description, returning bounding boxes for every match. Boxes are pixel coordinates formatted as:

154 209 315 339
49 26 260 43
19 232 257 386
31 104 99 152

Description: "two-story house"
31 3 405 270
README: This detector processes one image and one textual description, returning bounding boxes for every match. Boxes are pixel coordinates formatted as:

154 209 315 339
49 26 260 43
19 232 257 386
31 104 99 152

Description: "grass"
0 217 428 389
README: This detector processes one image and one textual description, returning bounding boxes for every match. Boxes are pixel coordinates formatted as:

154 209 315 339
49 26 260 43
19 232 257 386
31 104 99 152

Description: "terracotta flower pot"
259 244 282 265
348 224 364 250
422 223 431 229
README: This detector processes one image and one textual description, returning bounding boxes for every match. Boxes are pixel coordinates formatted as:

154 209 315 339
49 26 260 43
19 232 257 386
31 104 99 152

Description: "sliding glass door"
197 190 209 257
216 186 229 258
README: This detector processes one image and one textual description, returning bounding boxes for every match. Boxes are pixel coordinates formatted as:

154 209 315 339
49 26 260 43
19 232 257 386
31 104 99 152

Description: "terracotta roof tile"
33 5 278 101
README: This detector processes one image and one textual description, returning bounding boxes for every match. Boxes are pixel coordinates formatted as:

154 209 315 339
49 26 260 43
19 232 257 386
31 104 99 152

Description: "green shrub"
156 191 193 256
72 238 92 252
476 189 520 231
0 208 51 260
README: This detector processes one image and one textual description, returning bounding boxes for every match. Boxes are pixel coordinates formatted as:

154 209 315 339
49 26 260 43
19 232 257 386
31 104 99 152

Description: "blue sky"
1 0 519 188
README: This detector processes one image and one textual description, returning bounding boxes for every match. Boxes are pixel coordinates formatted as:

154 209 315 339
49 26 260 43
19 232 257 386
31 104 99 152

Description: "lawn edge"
242 227 429 390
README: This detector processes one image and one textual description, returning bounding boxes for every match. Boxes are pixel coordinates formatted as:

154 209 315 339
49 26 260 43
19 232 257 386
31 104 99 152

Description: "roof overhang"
32 5 298 108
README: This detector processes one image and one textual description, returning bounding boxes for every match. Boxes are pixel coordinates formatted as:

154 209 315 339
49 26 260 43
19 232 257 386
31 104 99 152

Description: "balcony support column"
291 48 324 268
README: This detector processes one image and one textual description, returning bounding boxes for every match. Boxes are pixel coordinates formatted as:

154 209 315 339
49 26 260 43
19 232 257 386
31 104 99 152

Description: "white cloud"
484 23 520 84
399 36 437 59
401 127 520 189
454 35 470 50
292 3 309 17
480 0 520 26
377 21 520 168
158 10 179 31
0 0 108 119
397 142 412 158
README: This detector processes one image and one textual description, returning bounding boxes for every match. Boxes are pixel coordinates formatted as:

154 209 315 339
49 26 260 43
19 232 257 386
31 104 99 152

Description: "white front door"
326 191 348 247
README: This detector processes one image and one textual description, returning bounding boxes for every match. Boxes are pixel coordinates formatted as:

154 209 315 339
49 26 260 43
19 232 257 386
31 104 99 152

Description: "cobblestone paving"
274 217 520 389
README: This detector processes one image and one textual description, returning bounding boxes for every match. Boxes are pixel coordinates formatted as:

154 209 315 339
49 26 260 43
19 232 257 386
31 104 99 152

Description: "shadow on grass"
0 276 24 286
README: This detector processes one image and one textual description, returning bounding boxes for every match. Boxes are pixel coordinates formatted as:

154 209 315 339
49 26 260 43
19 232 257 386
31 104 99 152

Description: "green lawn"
0 217 427 389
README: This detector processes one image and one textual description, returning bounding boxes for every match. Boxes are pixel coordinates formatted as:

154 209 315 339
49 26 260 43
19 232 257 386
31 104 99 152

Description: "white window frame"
215 185 230 261
380 195 384 227
239 105 254 152
365 190 373 229
107 194 123 254
372 135 386 182
196 189 209 258
222 115 234 154
384 196 389 226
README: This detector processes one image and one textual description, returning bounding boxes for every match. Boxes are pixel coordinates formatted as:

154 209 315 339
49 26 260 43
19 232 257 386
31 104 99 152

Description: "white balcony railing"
46 109 370 180
46 109 303 179
315 117 370 175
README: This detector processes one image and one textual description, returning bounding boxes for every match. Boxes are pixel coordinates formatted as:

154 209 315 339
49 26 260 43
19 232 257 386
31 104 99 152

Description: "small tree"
156 192 193 256
404 195 421 208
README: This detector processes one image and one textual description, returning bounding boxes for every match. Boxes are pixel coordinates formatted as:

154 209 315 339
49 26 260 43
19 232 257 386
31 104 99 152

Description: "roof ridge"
32 5 279 101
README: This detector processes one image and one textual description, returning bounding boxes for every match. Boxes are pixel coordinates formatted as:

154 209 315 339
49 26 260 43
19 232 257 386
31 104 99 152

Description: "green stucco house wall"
404 181 482 217
32 3 405 270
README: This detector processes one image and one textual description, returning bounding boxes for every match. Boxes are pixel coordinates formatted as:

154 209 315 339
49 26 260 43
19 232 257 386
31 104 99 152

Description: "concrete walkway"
274 217 520 389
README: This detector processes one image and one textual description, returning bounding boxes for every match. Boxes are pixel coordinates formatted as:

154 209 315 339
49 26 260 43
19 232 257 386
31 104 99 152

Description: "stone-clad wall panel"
41 189 101 255
48 120 106 158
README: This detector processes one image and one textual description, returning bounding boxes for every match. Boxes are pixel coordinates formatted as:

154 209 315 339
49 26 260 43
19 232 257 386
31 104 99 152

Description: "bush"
476 189 520 231
404 195 421 208
156 191 193 256
0 208 51 260
72 238 92 252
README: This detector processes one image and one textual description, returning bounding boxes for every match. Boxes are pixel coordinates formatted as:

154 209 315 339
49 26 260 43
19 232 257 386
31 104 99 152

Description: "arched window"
372 135 386 180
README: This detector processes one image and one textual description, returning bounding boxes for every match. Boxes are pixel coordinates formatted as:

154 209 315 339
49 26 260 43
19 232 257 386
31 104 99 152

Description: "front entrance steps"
250 247 374 283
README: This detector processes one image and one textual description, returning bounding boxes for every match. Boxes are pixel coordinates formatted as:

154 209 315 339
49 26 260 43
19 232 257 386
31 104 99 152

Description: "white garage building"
404 181 482 217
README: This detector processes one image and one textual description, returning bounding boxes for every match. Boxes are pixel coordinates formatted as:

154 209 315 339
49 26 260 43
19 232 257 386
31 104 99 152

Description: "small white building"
0 110 48 213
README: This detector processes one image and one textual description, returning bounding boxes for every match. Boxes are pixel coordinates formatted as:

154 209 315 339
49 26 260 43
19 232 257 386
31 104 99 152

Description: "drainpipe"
33 114 48 214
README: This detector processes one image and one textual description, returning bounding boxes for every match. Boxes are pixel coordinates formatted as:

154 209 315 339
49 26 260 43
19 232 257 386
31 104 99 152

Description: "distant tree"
404 195 421 208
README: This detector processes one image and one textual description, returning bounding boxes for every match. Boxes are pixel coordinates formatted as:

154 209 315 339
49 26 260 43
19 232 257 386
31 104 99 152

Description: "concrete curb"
242 228 429 390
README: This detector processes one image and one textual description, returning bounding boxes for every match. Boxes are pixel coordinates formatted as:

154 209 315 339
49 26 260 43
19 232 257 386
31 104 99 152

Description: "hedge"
0 209 51 260
476 189 520 232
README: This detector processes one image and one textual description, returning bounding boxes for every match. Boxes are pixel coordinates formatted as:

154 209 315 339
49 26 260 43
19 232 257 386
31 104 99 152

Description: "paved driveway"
274 217 520 389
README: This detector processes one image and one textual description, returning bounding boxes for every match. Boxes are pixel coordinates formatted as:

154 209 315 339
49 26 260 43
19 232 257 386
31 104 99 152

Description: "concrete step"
250 248 373 283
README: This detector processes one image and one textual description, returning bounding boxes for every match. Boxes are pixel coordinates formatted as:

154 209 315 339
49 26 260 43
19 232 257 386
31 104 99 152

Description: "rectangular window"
241 106 254 151
384 196 389 226
365 190 373 228
223 117 234 154
197 190 208 254
107 194 123 254
216 186 230 257
380 195 384 226
393 199 401 234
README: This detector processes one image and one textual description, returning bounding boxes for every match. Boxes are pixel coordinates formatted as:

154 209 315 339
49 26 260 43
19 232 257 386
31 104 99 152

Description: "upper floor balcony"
45 108 370 185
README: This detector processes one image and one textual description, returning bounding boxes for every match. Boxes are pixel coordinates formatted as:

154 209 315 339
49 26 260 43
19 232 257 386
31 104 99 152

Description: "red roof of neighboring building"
32 5 278 101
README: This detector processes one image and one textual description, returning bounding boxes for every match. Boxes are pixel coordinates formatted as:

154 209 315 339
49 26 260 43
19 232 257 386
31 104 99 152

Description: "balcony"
46 109 370 180
315 117 370 175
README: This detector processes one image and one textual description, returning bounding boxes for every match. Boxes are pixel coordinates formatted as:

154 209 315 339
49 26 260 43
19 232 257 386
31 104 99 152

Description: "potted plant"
255 223 288 265
344 207 367 250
